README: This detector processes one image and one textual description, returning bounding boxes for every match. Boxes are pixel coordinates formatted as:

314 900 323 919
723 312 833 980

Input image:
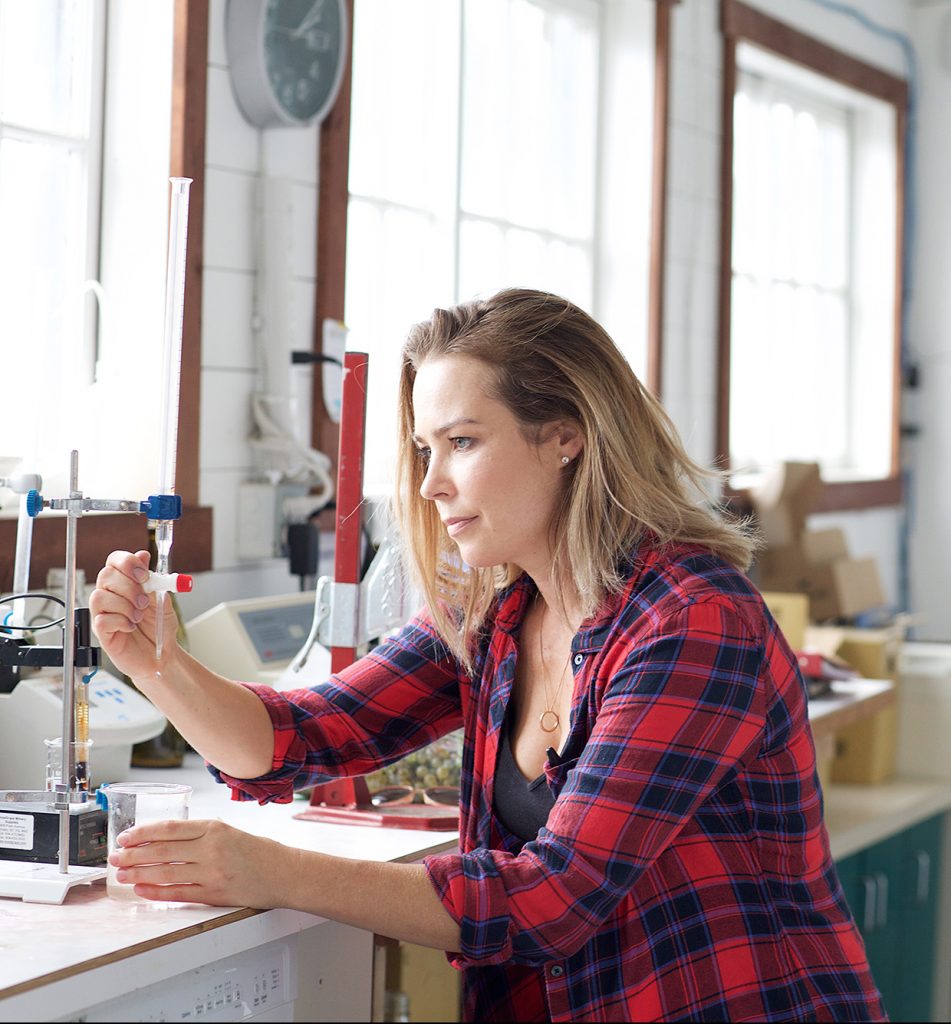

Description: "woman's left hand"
108 819 299 907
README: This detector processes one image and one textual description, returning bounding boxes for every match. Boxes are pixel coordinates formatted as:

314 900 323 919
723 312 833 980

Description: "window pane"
345 199 455 495
348 0 458 211
729 56 894 482
730 278 849 475
461 0 598 239
347 0 603 496
459 218 593 311
0 0 95 135
1 136 87 464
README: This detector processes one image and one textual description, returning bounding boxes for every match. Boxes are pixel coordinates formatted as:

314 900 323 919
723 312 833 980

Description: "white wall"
908 0 951 641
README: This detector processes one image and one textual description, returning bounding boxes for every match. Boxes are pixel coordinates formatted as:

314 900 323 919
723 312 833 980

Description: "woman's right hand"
89 549 181 682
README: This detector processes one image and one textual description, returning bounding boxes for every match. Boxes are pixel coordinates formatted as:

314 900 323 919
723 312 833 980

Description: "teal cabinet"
835 814 944 1022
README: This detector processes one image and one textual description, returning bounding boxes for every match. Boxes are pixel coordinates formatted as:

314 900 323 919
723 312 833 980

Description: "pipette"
153 177 192 659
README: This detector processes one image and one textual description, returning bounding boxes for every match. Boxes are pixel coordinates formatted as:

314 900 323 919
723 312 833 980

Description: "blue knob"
25 489 43 517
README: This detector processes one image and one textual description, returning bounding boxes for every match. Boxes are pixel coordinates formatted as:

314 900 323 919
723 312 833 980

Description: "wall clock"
226 0 348 129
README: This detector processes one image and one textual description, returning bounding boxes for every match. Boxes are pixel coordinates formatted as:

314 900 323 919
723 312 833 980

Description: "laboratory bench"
0 755 457 1022
3 679 951 1022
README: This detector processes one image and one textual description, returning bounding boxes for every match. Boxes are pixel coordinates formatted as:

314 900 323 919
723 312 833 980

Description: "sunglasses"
369 784 459 808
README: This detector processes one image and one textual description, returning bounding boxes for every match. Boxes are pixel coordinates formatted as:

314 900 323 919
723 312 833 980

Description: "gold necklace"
537 599 572 734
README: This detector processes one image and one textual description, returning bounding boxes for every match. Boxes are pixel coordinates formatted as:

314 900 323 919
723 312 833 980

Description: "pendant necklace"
537 598 572 734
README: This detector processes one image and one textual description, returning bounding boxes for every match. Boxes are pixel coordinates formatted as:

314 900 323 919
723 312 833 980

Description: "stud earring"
561 456 570 465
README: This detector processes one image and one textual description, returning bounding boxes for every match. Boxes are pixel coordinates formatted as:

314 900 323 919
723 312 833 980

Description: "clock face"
264 0 345 124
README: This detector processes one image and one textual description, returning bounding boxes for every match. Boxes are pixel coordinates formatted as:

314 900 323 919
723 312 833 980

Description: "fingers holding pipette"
90 550 150 623
90 549 180 678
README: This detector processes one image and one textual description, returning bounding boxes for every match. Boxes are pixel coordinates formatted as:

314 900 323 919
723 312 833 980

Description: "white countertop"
0 755 457 1001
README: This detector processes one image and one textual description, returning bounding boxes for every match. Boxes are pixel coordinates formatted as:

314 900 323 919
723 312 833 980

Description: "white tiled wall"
181 0 321 621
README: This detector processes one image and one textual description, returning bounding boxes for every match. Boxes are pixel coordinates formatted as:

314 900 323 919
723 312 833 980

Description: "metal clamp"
288 536 416 674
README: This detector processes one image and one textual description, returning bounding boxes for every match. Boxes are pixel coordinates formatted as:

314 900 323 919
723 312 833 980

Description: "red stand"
294 351 457 831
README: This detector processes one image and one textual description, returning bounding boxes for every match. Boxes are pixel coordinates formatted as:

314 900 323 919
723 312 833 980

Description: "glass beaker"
44 737 94 795
100 781 192 902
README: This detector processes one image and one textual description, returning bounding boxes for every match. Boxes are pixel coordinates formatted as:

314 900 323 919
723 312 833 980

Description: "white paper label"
0 812 34 851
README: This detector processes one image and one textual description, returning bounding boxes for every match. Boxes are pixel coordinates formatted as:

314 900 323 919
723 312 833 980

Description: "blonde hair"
394 288 758 667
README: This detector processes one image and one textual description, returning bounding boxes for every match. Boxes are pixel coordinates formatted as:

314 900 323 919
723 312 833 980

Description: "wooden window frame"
648 0 678 396
311 0 675 460
718 0 906 511
0 0 212 593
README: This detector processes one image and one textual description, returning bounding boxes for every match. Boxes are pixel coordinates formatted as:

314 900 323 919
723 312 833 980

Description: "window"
1 0 105 479
720 2 905 502
344 0 655 496
0 2 185 503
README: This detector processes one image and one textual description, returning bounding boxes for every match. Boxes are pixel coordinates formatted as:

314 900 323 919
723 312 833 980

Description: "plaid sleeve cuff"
204 682 316 804
424 850 519 967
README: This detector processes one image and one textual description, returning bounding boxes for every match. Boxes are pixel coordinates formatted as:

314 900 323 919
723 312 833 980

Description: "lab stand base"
0 860 107 904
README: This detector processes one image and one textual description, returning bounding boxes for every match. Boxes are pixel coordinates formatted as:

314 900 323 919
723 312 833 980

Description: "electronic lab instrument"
185 589 331 688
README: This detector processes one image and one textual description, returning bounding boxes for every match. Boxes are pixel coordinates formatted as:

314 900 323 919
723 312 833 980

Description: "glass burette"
153 177 192 658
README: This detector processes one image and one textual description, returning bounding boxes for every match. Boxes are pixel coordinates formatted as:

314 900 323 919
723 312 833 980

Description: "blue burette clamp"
139 494 183 521
24 490 182 521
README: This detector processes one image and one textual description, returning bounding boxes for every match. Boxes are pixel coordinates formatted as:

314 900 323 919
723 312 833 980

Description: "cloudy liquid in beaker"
106 862 142 902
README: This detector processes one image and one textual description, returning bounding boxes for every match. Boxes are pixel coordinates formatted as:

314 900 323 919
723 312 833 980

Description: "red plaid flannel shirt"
212 541 886 1022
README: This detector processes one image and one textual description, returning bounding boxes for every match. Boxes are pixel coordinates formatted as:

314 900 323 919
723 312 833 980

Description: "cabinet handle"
916 850 931 903
861 875 877 932
874 872 888 929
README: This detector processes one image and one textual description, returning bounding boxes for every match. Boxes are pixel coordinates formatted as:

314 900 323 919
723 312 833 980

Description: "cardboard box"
751 462 887 622
759 555 885 622
801 527 849 565
751 462 824 547
761 591 809 650
831 706 898 785
805 621 906 681
817 557 885 621
814 730 837 794
387 941 461 1022
805 621 907 784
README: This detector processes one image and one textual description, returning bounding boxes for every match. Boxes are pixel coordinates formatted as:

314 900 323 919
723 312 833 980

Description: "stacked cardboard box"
751 462 886 621
804 621 908 784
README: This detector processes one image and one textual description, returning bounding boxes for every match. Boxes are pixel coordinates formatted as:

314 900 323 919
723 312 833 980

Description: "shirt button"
573 654 584 666
550 964 565 978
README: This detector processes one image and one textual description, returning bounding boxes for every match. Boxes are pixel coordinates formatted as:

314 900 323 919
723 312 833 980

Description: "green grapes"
365 729 463 798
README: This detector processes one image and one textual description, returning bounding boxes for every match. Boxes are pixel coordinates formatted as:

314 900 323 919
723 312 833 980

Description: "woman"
92 289 885 1022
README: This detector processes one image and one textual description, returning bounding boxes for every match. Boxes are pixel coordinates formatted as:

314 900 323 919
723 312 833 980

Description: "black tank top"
493 710 557 842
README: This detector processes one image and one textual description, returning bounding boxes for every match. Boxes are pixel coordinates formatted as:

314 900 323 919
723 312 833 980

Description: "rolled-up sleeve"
424 598 767 966
208 609 465 803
